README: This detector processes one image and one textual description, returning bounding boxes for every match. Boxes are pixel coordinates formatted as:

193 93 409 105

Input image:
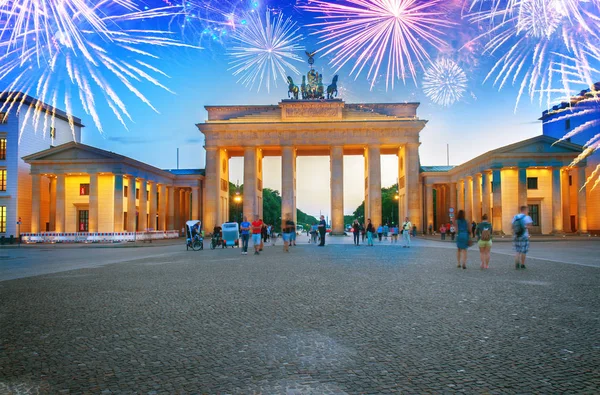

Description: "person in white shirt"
512 206 534 270
402 217 412 248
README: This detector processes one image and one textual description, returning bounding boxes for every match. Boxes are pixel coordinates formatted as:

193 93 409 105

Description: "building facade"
0 94 82 238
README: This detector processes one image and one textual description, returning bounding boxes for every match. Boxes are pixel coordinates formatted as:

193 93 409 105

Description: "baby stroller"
186 220 203 251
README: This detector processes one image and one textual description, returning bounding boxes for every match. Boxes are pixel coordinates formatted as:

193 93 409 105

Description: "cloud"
106 136 153 144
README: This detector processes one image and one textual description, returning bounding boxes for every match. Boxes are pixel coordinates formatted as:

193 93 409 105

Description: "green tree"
352 184 399 226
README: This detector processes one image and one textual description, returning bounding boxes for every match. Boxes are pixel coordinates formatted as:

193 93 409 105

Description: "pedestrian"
377 225 383 242
361 224 366 242
512 206 533 270
440 224 446 240
476 214 493 269
383 223 389 240
412 225 417 237
471 221 477 238
401 217 412 248
290 222 297 246
271 225 277 246
366 219 375 246
428 223 433 235
310 223 318 244
391 224 398 243
450 223 456 241
455 210 470 269
240 216 251 255
352 219 360 246
260 222 267 251
318 215 326 246
251 215 263 255
282 214 295 253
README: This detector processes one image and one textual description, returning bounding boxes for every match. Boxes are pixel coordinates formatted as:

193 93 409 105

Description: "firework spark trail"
422 58 467 106
228 9 304 92
303 0 453 90
0 1 197 139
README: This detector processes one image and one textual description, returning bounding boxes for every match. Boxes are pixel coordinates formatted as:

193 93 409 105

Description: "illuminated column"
281 146 297 225
31 173 41 234
185 189 191 222
449 182 457 213
203 148 228 232
49 176 56 231
113 174 124 232
167 185 175 230
406 143 421 230
577 165 588 234
426 183 433 231
244 147 258 219
517 167 528 210
481 171 491 220
551 166 563 234
458 179 465 211
138 178 147 230
492 168 503 233
89 172 99 233
368 145 382 228
159 184 167 230
473 173 482 223
330 146 344 235
56 174 66 233
191 186 200 220
127 176 136 232
465 176 473 221
561 169 571 232
149 181 158 230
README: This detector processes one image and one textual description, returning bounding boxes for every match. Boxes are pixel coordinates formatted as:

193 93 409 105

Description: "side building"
0 94 82 238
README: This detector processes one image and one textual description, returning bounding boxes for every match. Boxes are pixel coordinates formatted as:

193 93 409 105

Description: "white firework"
516 0 564 39
228 10 304 92
422 59 467 106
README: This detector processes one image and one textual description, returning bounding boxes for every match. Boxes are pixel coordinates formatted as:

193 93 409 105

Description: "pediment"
495 136 583 155
23 143 124 162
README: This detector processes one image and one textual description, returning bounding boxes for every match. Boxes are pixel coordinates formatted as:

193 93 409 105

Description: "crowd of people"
348 217 416 248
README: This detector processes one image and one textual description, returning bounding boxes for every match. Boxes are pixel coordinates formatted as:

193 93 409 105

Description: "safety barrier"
21 231 179 244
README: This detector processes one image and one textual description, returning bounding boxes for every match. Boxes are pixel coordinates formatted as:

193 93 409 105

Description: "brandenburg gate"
197 99 427 234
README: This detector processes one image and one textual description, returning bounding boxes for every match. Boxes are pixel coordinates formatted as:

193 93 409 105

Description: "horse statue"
327 75 339 100
287 76 299 100
301 75 307 99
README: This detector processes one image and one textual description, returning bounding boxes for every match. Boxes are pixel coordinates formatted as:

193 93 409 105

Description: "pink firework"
303 0 453 90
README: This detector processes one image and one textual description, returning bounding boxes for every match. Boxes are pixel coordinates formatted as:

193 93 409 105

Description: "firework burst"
422 58 468 106
228 9 304 92
0 0 195 138
302 0 453 90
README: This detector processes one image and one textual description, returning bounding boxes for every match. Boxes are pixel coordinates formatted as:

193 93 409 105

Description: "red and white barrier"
21 230 179 244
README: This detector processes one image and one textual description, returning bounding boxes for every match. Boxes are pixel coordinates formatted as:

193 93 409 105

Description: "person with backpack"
476 214 493 269
512 206 533 269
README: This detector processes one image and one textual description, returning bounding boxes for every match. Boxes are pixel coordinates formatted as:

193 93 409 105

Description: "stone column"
426 183 433 231
203 147 220 233
481 171 491 220
561 169 571 232
577 166 588 234
458 179 465 211
139 179 148 230
113 174 124 232
243 147 258 219
330 146 344 235
178 188 184 231
127 176 137 232
191 186 200 220
472 173 482 223
551 167 563 234
167 186 175 230
281 146 296 224
465 176 473 221
159 184 167 230
449 182 457 212
149 181 158 230
492 169 502 233
56 174 66 233
88 173 99 233
31 173 41 234
368 145 382 227
49 177 56 231
185 189 191 221
406 143 421 230
517 167 528 210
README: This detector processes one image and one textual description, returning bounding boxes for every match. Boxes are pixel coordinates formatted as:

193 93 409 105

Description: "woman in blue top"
455 210 470 269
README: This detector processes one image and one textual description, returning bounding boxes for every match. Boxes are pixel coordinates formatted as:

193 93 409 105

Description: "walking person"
240 216 251 255
450 223 456 241
270 225 277 246
251 215 264 255
260 222 267 251
352 220 360 246
471 221 477 239
440 224 446 240
318 215 326 246
377 225 383 242
361 224 366 242
366 219 375 246
282 214 295 252
476 214 493 269
455 210 470 269
512 206 533 269
383 223 389 240
402 217 412 248
290 223 297 246
391 224 398 243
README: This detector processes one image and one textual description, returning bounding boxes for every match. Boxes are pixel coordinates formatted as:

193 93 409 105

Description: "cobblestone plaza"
1 239 599 393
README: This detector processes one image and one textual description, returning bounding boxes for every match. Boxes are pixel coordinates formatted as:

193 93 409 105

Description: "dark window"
528 204 540 226
0 169 5 191
0 112 7 124
0 138 6 160
79 183 90 195
527 177 538 190
124 185 128 198
78 210 89 232
569 175 572 186
0 206 5 232
50 127 56 139
565 119 571 130
136 188 139 199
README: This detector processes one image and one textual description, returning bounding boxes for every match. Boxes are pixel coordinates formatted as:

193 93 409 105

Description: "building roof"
0 92 84 127
540 82 600 120
165 169 206 176
420 165 454 173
